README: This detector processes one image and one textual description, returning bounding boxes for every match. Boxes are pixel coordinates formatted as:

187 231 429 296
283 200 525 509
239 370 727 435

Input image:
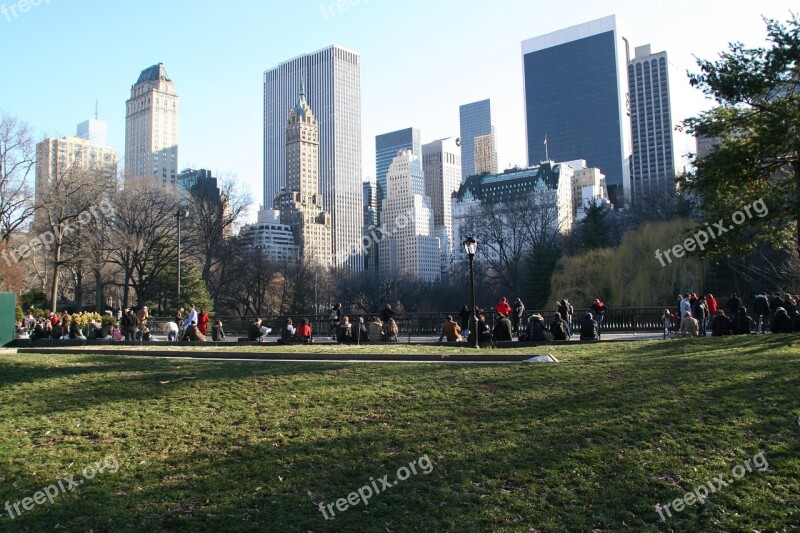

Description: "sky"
0 0 792 222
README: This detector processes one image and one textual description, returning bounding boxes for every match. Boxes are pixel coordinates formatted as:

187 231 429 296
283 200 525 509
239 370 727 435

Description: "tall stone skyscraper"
522 15 633 207
125 63 179 184
263 45 363 270
628 44 677 202
459 99 497 179
375 127 421 218
274 84 333 267
422 137 461 270
378 150 440 283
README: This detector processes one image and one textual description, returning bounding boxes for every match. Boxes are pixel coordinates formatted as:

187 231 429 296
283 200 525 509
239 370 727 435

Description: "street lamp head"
463 236 478 257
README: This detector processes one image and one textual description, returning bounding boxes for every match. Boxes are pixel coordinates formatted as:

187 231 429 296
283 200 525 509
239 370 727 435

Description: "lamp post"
463 236 479 349
175 208 189 300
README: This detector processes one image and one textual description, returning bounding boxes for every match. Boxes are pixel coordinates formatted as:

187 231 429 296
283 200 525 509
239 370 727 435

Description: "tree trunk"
794 160 800 262
50 245 61 313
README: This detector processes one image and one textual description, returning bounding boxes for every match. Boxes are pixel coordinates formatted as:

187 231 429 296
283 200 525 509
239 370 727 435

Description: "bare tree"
0 115 36 242
184 176 252 283
107 181 180 309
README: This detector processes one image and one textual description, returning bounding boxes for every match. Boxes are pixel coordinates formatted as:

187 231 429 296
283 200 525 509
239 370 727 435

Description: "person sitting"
579 312 600 341
30 320 46 340
247 318 262 342
438 315 462 343
368 317 384 343
733 306 755 335
710 310 733 336
354 317 368 343
69 321 86 340
183 321 207 342
259 323 272 342
679 312 699 337
770 307 793 333
278 319 296 345
111 324 123 342
549 312 569 341
14 322 29 340
164 321 180 342
385 317 399 342
525 313 552 342
294 318 313 344
337 316 353 343
211 319 226 342
493 314 513 342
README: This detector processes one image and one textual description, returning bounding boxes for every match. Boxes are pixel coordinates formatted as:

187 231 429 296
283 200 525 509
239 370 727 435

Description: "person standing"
198 309 209 336
511 298 525 336
183 304 198 332
590 299 608 328
211 319 226 341
380 304 395 338
495 298 512 319
754 291 771 333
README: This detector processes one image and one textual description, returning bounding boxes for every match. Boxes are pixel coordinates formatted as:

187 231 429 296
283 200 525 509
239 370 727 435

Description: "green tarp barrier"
0 293 15 346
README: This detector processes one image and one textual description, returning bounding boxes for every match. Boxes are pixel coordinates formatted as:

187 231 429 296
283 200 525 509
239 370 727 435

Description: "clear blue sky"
0 0 791 221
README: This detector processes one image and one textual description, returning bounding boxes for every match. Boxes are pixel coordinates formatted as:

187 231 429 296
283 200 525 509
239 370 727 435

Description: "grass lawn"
0 337 798 531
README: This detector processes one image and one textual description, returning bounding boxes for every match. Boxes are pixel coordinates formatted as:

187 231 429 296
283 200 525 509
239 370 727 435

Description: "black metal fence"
149 308 670 337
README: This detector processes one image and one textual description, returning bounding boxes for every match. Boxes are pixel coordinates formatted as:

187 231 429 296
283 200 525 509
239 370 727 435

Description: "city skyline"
0 0 792 223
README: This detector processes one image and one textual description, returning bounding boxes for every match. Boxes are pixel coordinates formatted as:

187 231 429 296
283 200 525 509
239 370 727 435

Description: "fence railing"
148 308 671 337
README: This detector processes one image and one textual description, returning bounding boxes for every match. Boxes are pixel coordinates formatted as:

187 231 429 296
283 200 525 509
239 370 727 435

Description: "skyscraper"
422 137 461 270
522 15 633 207
375 128 421 211
274 84 333 267
378 150 440 283
459 99 497 179
263 45 362 270
124 63 179 184
629 44 677 202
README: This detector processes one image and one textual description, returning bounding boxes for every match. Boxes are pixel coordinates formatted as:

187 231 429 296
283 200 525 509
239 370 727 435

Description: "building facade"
238 210 299 262
422 137 461 272
375 128 421 217
563 160 611 221
35 121 118 207
378 150 441 283
459 99 497 179
263 45 362 270
274 85 333 267
628 44 677 202
522 15 632 208
124 63 179 184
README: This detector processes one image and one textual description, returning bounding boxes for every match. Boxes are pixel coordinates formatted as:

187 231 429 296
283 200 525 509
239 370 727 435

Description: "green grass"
0 337 798 531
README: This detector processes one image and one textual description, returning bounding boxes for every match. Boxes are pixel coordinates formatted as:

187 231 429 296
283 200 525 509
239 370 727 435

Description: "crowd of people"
664 292 800 338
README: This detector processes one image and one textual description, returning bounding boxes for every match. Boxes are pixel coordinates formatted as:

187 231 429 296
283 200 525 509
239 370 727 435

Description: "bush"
15 305 23 323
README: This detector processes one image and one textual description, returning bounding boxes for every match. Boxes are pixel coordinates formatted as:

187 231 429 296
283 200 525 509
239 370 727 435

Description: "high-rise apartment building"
522 15 633 207
628 44 677 202
238 210 299 262
378 150 440 283
77 119 108 147
274 85 333 267
459 99 497 179
124 63 179 184
36 119 118 205
422 137 461 271
375 128 421 213
263 45 362 270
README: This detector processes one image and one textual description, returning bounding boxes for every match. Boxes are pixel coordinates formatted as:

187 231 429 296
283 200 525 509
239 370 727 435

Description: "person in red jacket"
198 309 210 335
495 297 511 318
705 294 718 316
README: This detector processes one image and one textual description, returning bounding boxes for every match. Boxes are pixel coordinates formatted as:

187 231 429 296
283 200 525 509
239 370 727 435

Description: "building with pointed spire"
274 83 333 267
125 63 179 184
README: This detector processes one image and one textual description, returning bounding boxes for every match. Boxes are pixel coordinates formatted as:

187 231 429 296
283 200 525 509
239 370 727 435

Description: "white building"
422 137 461 272
77 119 108 147
263 45 363 270
124 63 179 185
451 162 574 264
238 210 299 262
563 159 611 220
379 150 441 283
